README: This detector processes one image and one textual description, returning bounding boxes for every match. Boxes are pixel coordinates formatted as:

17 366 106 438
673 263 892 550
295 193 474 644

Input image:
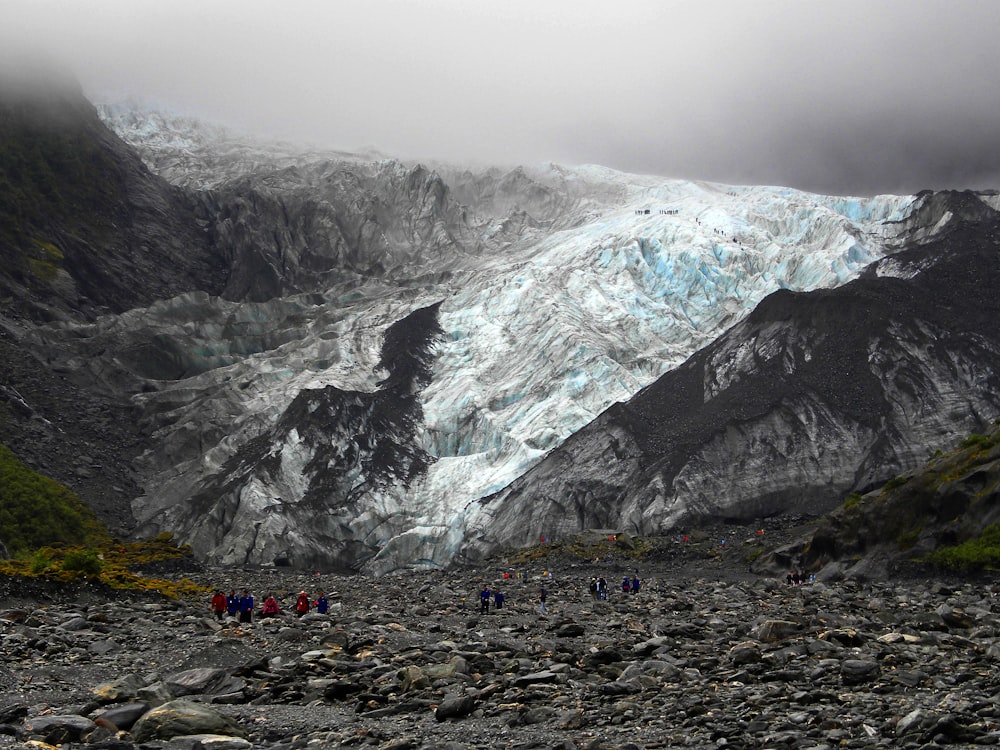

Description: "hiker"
314 591 329 614
597 576 608 600
493 589 505 609
261 594 281 618
210 590 227 621
538 586 547 613
622 576 630 593
226 590 239 618
590 577 599 599
480 584 491 613
630 576 641 594
238 589 254 623
295 591 310 616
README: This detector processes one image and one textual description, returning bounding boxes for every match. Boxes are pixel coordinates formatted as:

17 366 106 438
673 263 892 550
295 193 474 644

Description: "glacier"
83 104 917 573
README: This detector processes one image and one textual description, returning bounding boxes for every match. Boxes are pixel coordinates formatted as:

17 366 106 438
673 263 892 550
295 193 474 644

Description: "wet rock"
23 714 96 744
131 699 246 742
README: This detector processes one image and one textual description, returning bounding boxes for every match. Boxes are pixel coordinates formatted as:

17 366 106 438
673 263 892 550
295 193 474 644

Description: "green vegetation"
507 532 654 566
0 445 207 598
961 432 1000 451
26 238 64 280
924 521 1000 572
881 475 908 493
0 444 110 552
0 97 120 291
897 528 920 551
843 493 863 510
61 548 103 575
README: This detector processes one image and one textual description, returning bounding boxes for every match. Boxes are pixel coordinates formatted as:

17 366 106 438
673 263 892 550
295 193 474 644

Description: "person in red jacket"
210 590 227 621
295 591 310 616
261 594 281 618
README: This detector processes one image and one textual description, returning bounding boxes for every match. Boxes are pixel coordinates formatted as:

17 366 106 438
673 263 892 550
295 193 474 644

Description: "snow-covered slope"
79 104 914 572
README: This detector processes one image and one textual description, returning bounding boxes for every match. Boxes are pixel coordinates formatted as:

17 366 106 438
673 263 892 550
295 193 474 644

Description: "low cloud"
4 0 1000 195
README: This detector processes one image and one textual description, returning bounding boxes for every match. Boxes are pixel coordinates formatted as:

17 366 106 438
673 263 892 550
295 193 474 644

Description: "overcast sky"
4 0 1000 195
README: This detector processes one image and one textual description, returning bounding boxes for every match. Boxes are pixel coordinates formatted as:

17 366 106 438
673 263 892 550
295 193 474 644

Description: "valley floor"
3 522 999 749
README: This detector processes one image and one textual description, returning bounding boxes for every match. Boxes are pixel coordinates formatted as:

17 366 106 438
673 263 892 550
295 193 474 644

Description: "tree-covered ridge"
0 443 110 553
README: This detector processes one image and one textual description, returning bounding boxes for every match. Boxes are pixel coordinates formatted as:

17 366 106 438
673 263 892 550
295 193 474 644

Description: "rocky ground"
2 528 1000 750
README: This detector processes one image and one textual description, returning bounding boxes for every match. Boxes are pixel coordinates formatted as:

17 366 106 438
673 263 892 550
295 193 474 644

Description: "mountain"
0 69 225 323
464 192 1000 562
5 79 993 575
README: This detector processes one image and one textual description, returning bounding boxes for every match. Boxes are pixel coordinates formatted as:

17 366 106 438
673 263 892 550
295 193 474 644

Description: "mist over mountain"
2 76 998 574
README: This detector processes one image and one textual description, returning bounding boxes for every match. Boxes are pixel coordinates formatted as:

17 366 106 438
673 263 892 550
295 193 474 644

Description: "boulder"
130 699 245 742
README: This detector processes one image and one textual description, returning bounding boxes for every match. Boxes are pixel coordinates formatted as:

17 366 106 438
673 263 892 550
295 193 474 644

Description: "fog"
4 0 1000 195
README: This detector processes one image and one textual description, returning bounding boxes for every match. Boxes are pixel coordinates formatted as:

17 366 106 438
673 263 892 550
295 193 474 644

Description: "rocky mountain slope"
5 75 996 575
465 193 1000 561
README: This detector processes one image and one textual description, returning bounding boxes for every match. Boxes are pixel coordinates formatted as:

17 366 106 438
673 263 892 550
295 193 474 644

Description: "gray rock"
131 699 246 742
435 695 476 721
165 667 229 697
93 701 150 731
23 714 96 744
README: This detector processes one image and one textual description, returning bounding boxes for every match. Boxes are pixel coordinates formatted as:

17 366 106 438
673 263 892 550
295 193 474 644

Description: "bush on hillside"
0 444 109 553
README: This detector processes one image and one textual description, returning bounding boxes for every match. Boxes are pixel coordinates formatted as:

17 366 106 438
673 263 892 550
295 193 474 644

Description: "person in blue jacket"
226 590 239 618
238 589 254 623
314 591 329 614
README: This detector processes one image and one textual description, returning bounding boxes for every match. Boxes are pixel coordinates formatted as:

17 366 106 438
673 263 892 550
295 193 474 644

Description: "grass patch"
0 537 208 599
843 493 863 510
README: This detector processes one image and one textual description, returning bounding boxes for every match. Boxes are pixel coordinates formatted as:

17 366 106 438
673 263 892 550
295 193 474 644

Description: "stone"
435 695 476 721
23 714 96 744
130 699 246 742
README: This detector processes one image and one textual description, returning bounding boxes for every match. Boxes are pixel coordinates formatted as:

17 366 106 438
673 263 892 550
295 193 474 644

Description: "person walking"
210 590 227 621
479 584 491 614
538 586 547 613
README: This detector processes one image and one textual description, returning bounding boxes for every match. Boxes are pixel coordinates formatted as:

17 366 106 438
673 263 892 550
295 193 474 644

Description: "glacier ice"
90 104 916 572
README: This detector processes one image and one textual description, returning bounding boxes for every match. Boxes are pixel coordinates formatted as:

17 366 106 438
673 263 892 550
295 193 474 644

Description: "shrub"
0 444 110 552
30 549 53 574
961 433 992 450
897 529 920 551
61 548 103 576
924 521 1000 572
843 493 863 510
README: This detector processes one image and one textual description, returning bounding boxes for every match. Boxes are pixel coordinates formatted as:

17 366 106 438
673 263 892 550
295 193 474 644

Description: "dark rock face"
0 69 226 324
133 303 445 570
792 421 1000 580
466 195 1000 559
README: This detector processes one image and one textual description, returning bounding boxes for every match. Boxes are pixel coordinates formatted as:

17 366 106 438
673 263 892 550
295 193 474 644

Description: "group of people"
210 589 329 623
588 574 641 600
785 570 814 586
478 584 506 613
